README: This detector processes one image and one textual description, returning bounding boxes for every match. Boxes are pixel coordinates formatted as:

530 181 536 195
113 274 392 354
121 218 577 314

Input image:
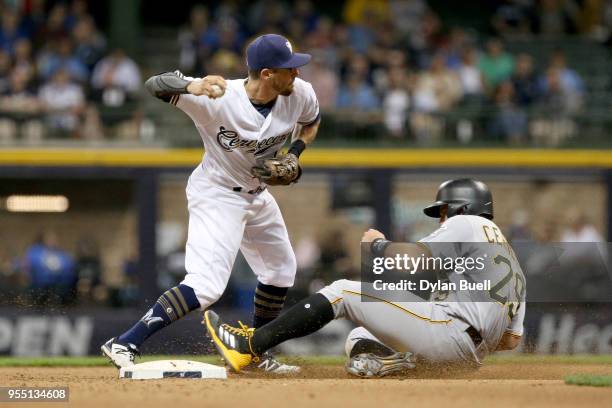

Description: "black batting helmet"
423 179 493 220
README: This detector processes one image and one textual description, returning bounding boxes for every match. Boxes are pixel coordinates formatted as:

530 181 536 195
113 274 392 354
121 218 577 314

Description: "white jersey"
171 75 319 191
420 215 526 352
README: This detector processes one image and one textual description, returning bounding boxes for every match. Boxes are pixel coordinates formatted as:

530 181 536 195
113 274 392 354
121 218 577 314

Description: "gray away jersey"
420 215 526 352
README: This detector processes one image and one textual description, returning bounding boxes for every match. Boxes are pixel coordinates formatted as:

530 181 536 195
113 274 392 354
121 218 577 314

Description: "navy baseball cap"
246 34 311 70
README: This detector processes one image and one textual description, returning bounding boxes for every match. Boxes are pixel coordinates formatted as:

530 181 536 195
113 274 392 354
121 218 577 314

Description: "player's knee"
327 279 360 293
268 252 297 287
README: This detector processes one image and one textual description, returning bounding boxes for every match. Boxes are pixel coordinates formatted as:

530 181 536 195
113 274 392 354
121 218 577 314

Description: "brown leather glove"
251 153 302 186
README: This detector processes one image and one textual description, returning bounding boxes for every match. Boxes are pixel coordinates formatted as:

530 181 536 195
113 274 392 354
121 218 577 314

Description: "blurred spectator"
336 73 380 111
13 38 35 81
75 237 104 303
199 15 244 62
0 69 43 142
72 16 106 72
118 252 139 306
507 209 534 242
207 49 244 79
0 9 28 55
560 208 603 242
456 47 485 101
22 231 77 306
439 27 472 69
43 3 69 43
539 50 584 112
0 49 11 94
388 0 439 67
411 54 462 143
39 68 85 137
534 0 579 36
178 5 209 74
575 0 605 35
292 0 320 33
383 66 411 137
343 0 389 24
531 51 583 145
299 50 339 110
511 53 540 106
491 0 534 38
91 48 141 94
91 48 142 138
37 36 88 83
478 38 515 89
65 0 90 32
248 0 288 33
488 81 528 144
20 0 47 44
412 54 462 113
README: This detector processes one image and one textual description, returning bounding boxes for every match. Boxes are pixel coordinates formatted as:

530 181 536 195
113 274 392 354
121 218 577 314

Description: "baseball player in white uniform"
204 179 527 377
102 34 320 374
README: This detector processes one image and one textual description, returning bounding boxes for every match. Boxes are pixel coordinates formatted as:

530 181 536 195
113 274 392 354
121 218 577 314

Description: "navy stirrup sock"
117 284 200 348
252 282 288 328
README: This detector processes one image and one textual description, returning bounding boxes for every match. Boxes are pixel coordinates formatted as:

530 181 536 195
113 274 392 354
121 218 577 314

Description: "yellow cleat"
203 310 255 373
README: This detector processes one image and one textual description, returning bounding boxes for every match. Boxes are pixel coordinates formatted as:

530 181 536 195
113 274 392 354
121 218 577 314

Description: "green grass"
565 374 612 387
0 354 611 367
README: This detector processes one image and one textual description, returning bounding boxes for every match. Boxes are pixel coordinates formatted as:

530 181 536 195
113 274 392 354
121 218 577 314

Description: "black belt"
232 186 266 195
466 326 483 347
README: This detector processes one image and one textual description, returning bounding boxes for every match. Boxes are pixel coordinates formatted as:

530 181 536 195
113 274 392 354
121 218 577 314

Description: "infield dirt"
1 362 611 408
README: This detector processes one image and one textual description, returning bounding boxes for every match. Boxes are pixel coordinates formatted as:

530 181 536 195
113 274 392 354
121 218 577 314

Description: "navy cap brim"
276 52 311 69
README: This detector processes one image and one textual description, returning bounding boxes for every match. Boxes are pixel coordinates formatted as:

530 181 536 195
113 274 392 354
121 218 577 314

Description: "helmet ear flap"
456 204 468 215
447 203 468 218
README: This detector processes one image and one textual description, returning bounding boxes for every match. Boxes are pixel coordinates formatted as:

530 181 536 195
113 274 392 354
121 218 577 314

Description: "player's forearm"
297 118 320 145
287 119 320 158
144 71 191 100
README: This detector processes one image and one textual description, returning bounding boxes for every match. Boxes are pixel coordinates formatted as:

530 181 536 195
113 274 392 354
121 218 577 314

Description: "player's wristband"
288 140 306 158
370 238 392 257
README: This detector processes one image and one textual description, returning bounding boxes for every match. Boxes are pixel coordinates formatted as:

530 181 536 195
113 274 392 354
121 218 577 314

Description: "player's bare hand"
186 75 227 98
361 229 385 243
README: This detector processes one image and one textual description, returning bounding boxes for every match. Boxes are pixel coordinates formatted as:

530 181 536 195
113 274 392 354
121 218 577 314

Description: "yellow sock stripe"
253 309 281 318
255 288 286 301
157 297 176 320
164 291 185 318
254 298 284 309
331 297 343 305
171 287 190 314
341 290 452 324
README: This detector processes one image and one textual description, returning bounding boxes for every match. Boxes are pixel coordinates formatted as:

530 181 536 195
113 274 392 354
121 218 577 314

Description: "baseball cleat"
247 352 301 374
203 310 254 373
101 337 140 368
346 352 416 378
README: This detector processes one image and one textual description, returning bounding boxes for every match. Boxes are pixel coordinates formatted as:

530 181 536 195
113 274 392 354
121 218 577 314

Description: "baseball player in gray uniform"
102 34 320 374
204 179 526 377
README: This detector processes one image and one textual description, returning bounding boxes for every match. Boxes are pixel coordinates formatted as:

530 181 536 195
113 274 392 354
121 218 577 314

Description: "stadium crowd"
1 0 611 144
0 0 142 143
176 0 609 144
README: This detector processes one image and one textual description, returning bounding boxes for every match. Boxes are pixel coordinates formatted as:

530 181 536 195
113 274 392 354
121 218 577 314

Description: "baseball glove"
251 153 302 185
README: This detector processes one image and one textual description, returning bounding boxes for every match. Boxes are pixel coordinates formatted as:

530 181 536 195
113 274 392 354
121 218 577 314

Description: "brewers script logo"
216 126 290 156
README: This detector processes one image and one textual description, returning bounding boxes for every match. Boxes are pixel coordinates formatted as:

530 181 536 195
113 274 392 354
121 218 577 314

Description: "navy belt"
232 186 266 195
